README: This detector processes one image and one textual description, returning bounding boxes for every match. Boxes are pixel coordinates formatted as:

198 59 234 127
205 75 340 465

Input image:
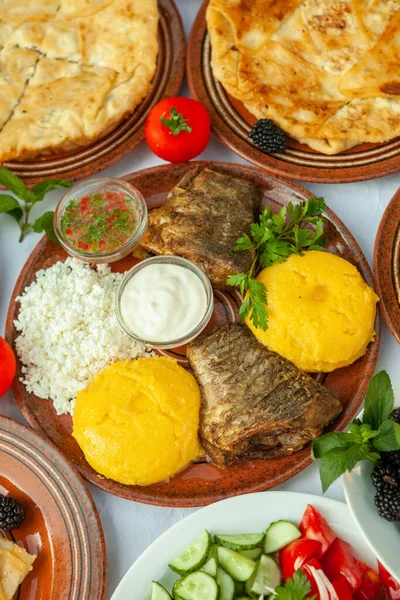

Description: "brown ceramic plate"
0 416 106 600
6 161 381 507
2 0 185 187
374 189 400 343
187 1 400 184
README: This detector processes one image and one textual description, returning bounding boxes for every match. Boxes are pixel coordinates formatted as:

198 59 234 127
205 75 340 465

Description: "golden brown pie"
0 0 159 162
207 0 400 154
0 538 36 599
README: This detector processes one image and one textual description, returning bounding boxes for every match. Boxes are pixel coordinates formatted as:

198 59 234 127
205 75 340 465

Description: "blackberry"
382 450 400 467
249 119 287 153
0 495 25 531
374 485 400 521
390 408 400 425
371 462 400 490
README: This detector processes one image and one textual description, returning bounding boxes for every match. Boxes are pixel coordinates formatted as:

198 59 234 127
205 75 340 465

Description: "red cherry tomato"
354 561 382 600
299 504 337 556
144 97 211 163
321 538 363 591
279 538 322 581
378 563 400 600
0 337 16 397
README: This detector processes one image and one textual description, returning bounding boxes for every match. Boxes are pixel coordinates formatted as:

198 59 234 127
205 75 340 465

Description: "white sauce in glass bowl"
119 263 208 343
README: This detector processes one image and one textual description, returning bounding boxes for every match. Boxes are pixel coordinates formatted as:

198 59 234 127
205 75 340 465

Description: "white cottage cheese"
14 258 150 415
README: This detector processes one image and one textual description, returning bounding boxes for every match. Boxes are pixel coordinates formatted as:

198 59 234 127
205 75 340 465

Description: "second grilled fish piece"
141 167 259 288
187 323 343 466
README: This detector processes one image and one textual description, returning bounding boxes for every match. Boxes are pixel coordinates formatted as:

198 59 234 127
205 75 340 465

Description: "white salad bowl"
110 491 379 600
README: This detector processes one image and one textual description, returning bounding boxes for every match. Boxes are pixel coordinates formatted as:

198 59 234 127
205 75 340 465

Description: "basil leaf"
0 168 27 200
372 419 400 452
28 178 72 204
311 431 355 459
363 371 394 430
0 194 23 222
32 211 59 244
319 448 347 493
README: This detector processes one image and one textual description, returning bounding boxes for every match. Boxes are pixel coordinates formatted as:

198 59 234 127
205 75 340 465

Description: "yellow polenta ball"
245 251 379 372
73 357 202 486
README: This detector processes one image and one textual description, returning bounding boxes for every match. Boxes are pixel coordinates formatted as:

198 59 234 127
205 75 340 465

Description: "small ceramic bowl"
115 255 214 349
54 177 148 263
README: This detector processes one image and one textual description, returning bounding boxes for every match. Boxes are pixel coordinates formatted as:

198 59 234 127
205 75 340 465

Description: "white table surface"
0 2 399 597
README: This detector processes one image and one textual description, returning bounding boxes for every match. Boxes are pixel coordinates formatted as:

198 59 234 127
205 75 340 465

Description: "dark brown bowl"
2 0 185 187
186 0 400 184
6 161 381 507
374 188 400 343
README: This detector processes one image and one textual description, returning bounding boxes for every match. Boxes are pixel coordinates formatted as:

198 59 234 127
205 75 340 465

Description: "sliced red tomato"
144 97 211 163
279 538 322 581
321 538 363 591
378 563 400 600
332 577 354 600
0 337 16 397
354 561 382 600
302 558 323 599
299 504 336 556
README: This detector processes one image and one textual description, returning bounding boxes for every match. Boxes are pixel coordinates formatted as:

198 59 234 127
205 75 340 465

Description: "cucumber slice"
240 548 263 560
173 572 219 600
151 582 172 600
217 568 235 600
169 531 211 575
217 547 256 582
215 534 264 551
209 544 219 561
235 581 246 596
245 555 281 597
201 557 217 577
264 521 301 554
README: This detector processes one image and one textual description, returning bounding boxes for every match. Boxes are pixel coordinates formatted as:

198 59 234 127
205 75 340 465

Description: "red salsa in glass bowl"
54 178 147 263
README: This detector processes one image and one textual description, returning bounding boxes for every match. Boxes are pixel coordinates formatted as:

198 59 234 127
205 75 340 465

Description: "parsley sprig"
274 570 316 600
227 198 327 330
312 371 400 492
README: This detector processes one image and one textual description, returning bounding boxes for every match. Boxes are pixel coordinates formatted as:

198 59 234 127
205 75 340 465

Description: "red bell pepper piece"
299 505 337 556
279 538 322 581
321 538 363 591
378 562 400 600
354 561 382 600
332 577 354 600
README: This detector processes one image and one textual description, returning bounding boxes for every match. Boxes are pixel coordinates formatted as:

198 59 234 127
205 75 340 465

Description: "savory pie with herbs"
207 0 400 154
0 0 159 162
0 538 36 600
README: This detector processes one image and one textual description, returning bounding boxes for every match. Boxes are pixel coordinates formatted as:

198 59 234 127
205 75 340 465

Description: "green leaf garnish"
274 570 316 600
227 197 327 330
312 371 400 492
0 167 72 242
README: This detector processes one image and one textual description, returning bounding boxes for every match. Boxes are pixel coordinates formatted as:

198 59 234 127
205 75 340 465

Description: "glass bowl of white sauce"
115 256 214 349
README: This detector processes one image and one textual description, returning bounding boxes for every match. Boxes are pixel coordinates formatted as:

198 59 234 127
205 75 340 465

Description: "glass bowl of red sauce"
54 177 148 263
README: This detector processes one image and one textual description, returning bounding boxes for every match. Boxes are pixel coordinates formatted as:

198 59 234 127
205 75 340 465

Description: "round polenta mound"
246 251 379 373
73 357 202 486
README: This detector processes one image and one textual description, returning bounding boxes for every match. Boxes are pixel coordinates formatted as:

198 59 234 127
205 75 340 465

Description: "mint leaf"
28 178 72 204
311 432 355 459
32 211 59 244
0 168 27 200
0 194 23 222
345 443 371 471
372 420 400 452
319 448 347 493
363 371 394 430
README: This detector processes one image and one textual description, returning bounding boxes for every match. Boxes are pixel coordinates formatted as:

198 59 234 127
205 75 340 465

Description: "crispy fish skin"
141 167 259 288
187 323 343 466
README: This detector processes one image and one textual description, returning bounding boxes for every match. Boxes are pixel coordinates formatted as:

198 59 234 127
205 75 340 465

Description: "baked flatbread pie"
0 538 36 599
0 0 159 162
207 0 400 154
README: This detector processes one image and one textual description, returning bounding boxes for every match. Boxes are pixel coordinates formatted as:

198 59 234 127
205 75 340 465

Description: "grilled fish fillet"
187 323 342 466
141 167 259 288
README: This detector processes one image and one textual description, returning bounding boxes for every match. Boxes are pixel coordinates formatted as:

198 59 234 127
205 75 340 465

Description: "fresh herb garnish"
274 570 316 600
312 371 400 492
227 198 327 330
160 107 192 136
0 168 72 242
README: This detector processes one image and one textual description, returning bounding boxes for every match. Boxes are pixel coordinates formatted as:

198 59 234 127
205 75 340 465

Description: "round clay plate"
187 1 400 184
374 189 400 343
6 161 381 507
0 415 106 600
3 0 185 187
